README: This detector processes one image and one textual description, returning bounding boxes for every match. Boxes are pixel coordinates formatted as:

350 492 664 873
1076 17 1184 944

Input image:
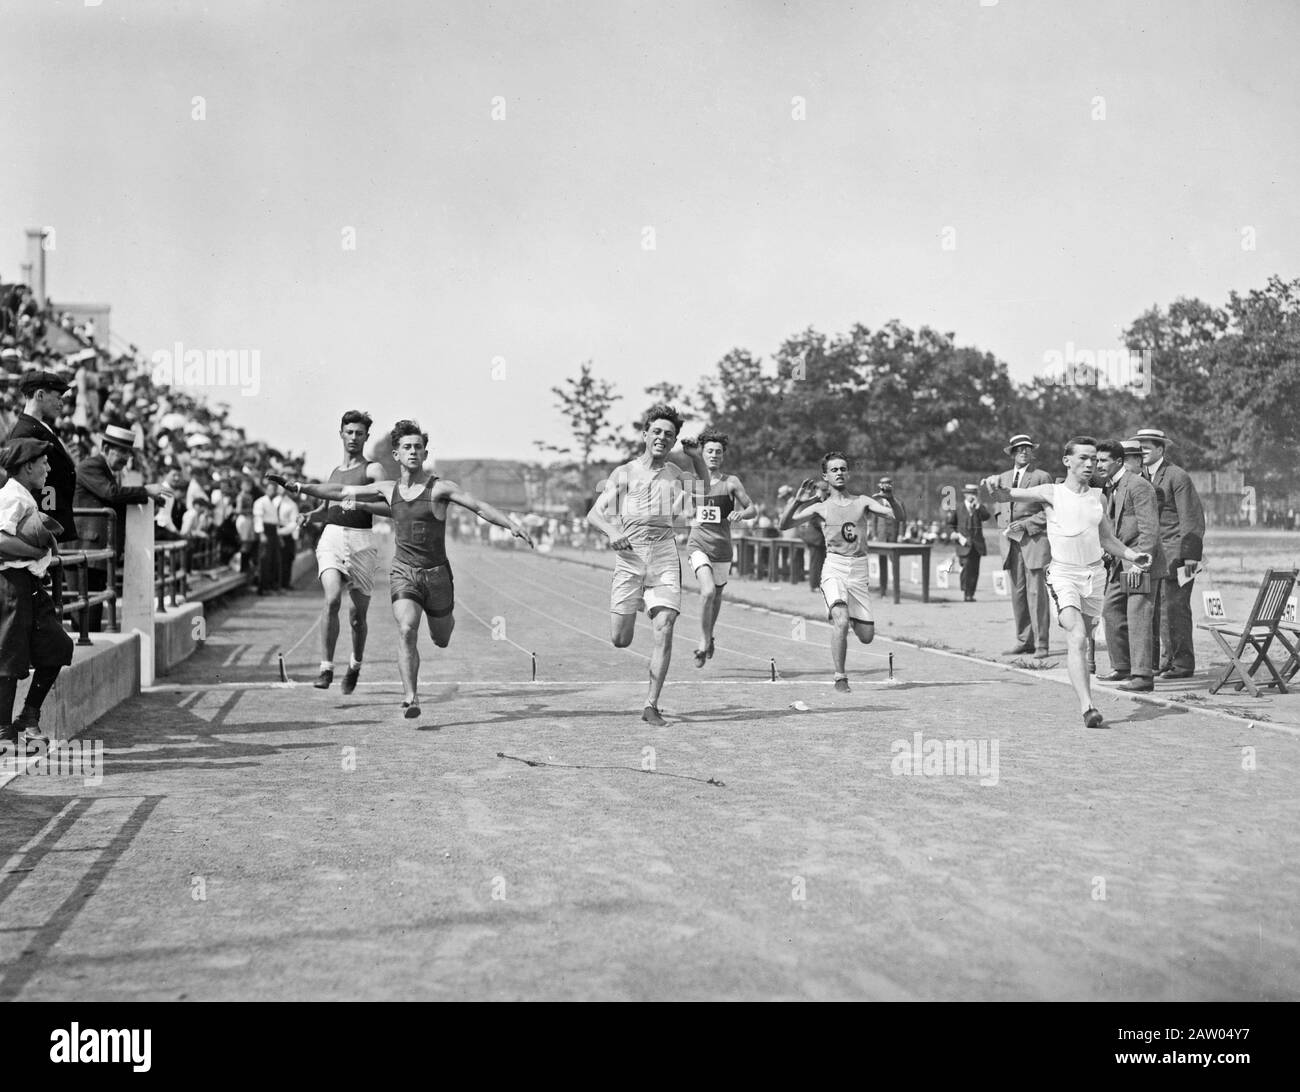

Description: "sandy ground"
0 540 1297 1001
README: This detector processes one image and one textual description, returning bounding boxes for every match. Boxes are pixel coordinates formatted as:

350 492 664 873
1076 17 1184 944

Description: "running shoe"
341 666 361 695
402 701 421 719
1083 707 1106 729
833 677 850 693
641 704 665 726
693 649 707 669
313 669 334 689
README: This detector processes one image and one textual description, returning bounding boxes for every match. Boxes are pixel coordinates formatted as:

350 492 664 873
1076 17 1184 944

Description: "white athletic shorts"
820 553 874 624
611 538 682 615
1046 560 1105 624
688 548 732 586
316 525 378 596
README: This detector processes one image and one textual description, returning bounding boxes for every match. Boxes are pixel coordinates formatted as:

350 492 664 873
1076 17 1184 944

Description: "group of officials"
975 429 1206 689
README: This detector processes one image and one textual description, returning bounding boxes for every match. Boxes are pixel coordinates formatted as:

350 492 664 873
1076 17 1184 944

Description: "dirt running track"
1 541 1297 1001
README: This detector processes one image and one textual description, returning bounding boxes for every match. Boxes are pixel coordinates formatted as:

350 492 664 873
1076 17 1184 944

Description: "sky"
3 0 1298 476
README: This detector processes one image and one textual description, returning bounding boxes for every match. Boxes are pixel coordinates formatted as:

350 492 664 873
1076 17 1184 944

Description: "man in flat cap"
7 370 78 545
73 425 174 630
987 434 1053 657
0 438 75 749
947 484 991 602
1134 428 1206 679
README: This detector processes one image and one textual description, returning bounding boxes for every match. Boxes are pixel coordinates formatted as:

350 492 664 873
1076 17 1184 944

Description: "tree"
535 361 622 496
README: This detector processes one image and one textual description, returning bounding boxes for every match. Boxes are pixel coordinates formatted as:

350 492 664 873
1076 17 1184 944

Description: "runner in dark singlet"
271 419 533 721
303 410 385 694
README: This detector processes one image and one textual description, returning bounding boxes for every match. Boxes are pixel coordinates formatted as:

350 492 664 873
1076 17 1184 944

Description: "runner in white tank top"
985 437 1152 731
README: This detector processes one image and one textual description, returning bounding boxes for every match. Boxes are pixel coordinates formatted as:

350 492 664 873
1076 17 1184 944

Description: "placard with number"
696 504 722 524
1284 596 1297 623
1202 591 1226 621
992 571 1009 597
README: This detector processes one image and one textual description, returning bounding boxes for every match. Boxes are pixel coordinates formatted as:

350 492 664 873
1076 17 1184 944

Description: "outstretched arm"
266 473 389 504
439 482 533 549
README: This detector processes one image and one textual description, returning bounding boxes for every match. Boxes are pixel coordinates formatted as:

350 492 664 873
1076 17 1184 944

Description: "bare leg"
348 587 371 662
320 570 345 661
426 612 455 648
696 565 717 653
647 606 677 708
1060 607 1096 712
393 599 424 704
830 603 850 676
851 620 875 644
611 612 636 648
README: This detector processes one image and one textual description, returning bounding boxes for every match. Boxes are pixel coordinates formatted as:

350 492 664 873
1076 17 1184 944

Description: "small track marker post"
770 657 777 682
531 652 537 682
889 652 894 680
278 654 288 683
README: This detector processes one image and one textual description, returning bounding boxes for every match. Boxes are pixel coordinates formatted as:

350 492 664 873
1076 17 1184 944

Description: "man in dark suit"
73 425 172 630
7 370 79 545
1134 428 1206 679
947 483 990 601
986 434 1053 657
1095 439 1163 691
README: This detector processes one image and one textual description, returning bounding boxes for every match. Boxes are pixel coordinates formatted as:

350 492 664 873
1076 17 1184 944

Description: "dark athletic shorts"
0 568 76 678
389 559 455 618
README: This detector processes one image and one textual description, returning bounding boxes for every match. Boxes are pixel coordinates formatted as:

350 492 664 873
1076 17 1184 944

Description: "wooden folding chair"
1198 569 1300 696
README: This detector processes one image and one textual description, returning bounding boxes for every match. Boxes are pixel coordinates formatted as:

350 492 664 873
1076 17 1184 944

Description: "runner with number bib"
779 451 903 692
684 427 756 668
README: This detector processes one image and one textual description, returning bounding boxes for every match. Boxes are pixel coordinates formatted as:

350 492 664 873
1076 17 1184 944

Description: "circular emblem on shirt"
841 522 858 542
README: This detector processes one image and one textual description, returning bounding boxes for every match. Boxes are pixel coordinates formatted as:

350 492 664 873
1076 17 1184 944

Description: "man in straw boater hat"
1132 427 1206 680
0 438 76 751
73 424 175 631
1092 439 1162 692
987 434 1053 658
984 437 1153 729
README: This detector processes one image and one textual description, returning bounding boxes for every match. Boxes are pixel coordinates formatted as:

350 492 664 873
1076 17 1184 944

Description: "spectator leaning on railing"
73 424 174 631
0 438 75 750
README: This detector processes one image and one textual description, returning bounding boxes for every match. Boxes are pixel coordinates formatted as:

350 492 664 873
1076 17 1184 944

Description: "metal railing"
155 539 189 610
50 549 118 645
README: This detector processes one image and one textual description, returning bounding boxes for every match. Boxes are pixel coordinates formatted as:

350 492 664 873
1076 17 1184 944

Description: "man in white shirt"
275 485 301 590
0 439 76 750
252 482 285 595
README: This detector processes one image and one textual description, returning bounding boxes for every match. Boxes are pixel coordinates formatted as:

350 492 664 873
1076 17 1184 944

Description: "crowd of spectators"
2 275 313 606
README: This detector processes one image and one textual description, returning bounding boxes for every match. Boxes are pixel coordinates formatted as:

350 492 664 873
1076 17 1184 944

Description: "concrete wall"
41 632 140 742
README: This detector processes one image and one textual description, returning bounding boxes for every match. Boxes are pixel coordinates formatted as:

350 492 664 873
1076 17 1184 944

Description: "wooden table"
869 542 933 604
733 536 932 603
